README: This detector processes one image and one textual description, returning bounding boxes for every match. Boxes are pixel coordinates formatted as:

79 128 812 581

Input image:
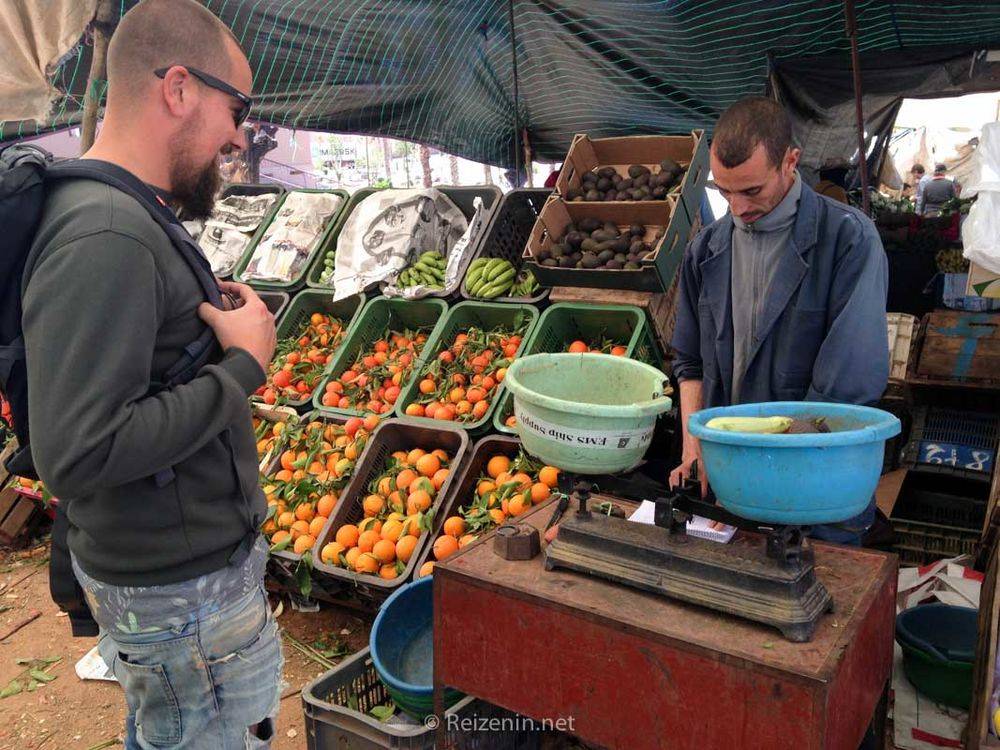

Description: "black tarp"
5 2 1000 168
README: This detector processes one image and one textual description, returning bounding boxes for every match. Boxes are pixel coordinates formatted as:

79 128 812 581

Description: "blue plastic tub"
688 402 901 525
369 576 463 720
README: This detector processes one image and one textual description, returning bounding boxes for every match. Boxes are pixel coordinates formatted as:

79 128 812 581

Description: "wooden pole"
844 0 871 213
80 0 117 154
523 128 533 187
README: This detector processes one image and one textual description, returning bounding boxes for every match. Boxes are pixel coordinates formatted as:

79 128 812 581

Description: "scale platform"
544 472 834 642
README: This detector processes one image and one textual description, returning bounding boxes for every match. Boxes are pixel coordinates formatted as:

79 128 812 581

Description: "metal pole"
508 0 522 183
80 0 116 153
844 0 871 213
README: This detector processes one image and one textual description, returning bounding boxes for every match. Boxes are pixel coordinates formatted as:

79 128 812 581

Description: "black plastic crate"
302 647 541 750
461 189 552 304
902 406 1000 481
890 471 986 565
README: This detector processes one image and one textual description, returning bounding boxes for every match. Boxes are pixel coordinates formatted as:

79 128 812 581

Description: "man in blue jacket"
669 96 889 544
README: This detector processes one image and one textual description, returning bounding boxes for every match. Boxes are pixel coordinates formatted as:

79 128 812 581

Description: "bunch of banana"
705 416 793 433
509 269 540 297
397 251 446 290
465 257 516 299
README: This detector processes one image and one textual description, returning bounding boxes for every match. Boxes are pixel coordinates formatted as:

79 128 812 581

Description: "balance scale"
544 466 833 643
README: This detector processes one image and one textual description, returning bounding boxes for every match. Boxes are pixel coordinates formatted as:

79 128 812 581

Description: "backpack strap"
44 160 228 487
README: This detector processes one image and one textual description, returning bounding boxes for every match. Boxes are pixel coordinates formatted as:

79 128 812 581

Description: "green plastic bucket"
504 353 671 474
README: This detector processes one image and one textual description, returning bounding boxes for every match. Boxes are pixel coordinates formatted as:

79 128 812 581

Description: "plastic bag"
961 122 1000 273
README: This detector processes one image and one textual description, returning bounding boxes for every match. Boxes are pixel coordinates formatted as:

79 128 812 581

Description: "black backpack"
0 144 227 635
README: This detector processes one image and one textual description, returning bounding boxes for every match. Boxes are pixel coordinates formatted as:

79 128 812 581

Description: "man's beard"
168 122 222 221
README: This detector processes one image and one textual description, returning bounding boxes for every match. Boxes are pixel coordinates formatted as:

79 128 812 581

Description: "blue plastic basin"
369 576 463 719
688 402 901 525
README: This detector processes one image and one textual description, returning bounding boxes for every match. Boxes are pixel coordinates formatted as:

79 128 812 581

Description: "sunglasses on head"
154 66 253 128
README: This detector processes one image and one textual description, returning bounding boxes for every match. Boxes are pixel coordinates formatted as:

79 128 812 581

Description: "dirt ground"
0 540 372 750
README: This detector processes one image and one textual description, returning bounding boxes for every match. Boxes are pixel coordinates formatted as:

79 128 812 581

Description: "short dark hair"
911 163 925 175
935 163 947 173
107 0 241 102
711 96 793 169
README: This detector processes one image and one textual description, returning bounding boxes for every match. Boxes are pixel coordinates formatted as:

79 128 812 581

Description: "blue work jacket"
671 183 889 407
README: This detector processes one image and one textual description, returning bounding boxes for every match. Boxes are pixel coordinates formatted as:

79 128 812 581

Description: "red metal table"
433 500 897 750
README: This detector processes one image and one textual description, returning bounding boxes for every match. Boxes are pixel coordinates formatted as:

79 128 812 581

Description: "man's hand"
198 281 276 371
669 440 709 498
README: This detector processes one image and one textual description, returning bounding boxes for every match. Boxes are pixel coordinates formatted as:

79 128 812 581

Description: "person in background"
921 162 957 216
669 96 889 546
911 163 931 212
21 0 282 746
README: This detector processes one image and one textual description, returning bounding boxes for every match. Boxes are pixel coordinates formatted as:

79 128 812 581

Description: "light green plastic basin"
504 353 672 474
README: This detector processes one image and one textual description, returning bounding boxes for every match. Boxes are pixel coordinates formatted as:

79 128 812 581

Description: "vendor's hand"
669 445 709 498
199 282 276 371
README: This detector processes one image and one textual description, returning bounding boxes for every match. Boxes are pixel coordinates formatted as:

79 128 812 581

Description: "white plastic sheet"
962 122 1000 274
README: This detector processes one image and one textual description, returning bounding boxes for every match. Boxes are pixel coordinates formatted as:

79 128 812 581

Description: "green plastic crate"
394 300 539 434
234 188 350 291
493 302 663 434
259 290 365 410
312 296 449 419
305 186 502 296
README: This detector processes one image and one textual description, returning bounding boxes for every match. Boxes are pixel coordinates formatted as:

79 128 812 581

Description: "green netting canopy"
4 1 1000 168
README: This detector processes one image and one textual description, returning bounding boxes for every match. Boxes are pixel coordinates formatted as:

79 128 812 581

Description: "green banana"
705 416 794 434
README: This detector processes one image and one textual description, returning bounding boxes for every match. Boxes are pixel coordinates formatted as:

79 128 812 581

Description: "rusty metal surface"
436 499 896 682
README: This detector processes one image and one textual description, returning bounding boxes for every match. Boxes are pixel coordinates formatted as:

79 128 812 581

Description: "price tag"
918 441 994 473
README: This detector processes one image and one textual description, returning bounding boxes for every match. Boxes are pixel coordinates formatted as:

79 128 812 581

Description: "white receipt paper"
629 501 737 544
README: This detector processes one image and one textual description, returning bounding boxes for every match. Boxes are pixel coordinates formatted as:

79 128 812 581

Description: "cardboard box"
555 131 708 225
523 195 689 293
967 261 1000 299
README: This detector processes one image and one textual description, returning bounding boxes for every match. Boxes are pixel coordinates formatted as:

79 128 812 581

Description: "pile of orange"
252 412 292 466
262 415 379 556
320 328 430 415
417 450 560 578
256 312 347 405
321 445 452 580
566 339 628 356
403 321 531 424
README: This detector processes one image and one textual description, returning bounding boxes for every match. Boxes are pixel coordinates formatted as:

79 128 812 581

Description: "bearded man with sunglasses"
21 1 281 747
669 97 889 546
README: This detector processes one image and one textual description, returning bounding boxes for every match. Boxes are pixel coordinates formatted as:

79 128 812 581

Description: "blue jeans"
810 499 876 546
97 585 283 749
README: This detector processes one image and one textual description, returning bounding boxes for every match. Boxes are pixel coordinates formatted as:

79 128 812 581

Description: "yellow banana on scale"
705 416 794 434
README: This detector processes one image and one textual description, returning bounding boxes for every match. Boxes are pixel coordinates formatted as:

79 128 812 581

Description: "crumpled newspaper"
383 197 487 299
332 188 467 300
244 191 343 283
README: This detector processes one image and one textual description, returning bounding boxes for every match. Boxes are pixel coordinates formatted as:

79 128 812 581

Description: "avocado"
596 177 612 192
603 222 620 235
629 224 645 237
611 237 630 254
634 173 650 188
624 261 641 270
558 256 574 268
629 240 646 255
652 186 667 199
575 261 584 269
566 188 583 200
597 249 614 263
582 171 598 184
606 259 624 270
571 196 583 202
550 244 565 258
578 217 601 233
580 238 599 253
628 164 650 179
612 176 623 189
654 172 673 188
537 248 551 262
585 189 601 202
581 252 601 269
542 258 558 267
614 253 627 262
626 253 640 263
597 166 617 180
629 188 644 201
618 178 634 191
589 230 613 244
565 231 583 248
660 157 680 174
571 251 583 262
